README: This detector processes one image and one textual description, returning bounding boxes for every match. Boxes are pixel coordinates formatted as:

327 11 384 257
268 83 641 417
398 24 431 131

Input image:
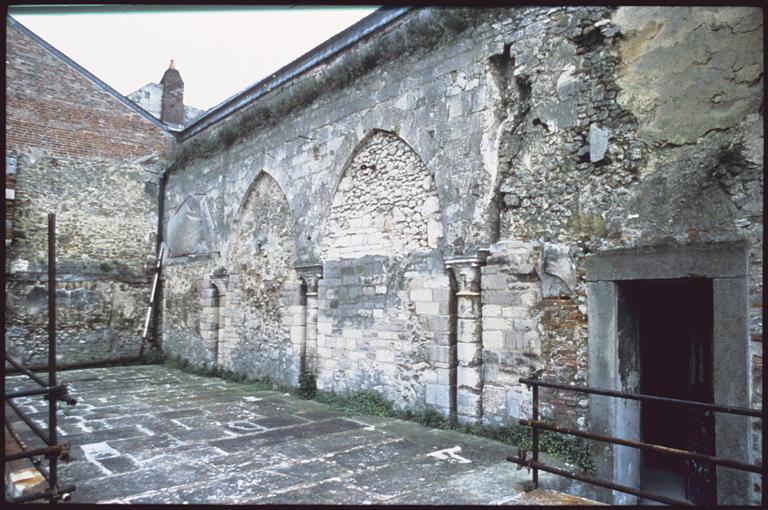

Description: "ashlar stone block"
483 330 504 350
457 365 482 390
457 342 482 365
457 389 483 422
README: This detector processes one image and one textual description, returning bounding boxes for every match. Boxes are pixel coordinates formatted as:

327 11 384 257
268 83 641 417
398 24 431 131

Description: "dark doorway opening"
621 278 716 505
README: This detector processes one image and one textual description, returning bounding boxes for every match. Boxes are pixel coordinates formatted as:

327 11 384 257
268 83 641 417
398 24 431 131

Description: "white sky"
9 5 380 111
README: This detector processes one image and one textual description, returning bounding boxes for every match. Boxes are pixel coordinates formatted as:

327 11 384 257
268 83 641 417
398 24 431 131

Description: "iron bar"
521 418 762 474
48 213 59 504
506 455 692 506
6 399 52 445
5 355 141 374
5 355 49 387
519 377 761 417
5 415 32 457
5 416 52 483
532 380 539 488
3 215 73 504
4 443 70 462
5 385 69 400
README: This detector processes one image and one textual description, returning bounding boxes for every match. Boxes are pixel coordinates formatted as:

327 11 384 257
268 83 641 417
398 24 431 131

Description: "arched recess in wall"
317 129 452 411
224 171 300 384
320 129 444 260
200 280 224 366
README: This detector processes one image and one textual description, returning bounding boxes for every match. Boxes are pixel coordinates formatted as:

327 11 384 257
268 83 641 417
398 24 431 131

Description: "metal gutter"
180 6 411 141
7 16 180 135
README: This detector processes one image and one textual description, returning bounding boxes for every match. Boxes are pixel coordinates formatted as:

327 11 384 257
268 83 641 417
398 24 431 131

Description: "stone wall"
314 130 446 409
161 260 207 364
6 279 148 365
222 173 299 386
5 18 175 366
159 6 761 503
321 130 443 259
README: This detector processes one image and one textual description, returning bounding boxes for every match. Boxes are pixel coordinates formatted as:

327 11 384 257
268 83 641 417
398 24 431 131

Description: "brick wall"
5 21 174 160
537 296 588 428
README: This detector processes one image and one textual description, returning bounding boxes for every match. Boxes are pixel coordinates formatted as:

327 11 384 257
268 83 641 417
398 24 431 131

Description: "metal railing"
506 375 762 506
4 214 77 503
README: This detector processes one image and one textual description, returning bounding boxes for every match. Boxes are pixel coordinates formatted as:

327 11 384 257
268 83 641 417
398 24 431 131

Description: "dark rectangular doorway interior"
622 278 716 505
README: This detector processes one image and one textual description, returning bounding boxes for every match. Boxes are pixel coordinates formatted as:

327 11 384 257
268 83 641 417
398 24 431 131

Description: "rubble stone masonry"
5 19 175 366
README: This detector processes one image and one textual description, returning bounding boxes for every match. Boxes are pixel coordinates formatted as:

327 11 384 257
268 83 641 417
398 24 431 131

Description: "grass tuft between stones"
161 354 594 474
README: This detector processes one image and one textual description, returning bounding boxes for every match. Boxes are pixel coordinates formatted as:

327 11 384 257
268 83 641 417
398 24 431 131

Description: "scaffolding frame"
4 214 77 503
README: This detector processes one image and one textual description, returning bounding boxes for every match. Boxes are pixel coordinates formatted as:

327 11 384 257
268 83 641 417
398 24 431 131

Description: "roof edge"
7 15 181 135
180 6 411 140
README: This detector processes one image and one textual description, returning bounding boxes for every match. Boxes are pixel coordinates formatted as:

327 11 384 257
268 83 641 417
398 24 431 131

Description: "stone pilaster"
445 250 488 424
200 274 228 367
295 264 323 376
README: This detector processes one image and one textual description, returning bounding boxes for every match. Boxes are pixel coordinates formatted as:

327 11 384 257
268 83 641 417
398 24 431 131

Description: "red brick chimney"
160 59 184 125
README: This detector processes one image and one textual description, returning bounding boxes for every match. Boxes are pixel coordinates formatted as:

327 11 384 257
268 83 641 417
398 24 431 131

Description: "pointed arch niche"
221 171 301 386
316 130 452 414
321 130 443 261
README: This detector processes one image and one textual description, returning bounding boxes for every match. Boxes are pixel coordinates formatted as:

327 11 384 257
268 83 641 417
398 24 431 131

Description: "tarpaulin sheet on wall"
167 194 214 258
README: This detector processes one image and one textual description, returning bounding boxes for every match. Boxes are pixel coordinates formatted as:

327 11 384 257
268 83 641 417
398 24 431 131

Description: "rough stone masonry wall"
321 130 443 259
5 20 175 366
162 173 301 387
482 5 762 430
162 260 207 364
224 173 299 386
160 8 761 486
159 7 500 415
484 6 762 501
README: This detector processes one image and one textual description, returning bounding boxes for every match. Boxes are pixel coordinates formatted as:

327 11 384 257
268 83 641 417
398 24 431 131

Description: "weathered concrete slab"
5 365 602 504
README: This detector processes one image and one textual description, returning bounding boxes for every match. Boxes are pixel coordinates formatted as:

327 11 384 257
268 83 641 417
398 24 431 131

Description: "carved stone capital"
444 250 489 294
294 263 323 295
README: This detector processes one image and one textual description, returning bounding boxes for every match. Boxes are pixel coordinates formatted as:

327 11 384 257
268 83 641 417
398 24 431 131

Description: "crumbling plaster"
612 7 763 147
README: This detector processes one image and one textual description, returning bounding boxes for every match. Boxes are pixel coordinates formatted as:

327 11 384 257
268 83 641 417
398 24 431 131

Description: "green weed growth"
163 354 593 473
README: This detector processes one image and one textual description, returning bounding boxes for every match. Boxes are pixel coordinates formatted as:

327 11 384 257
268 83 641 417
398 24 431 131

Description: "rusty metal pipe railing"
48 212 59 505
5 355 141 375
4 444 71 463
5 416 52 483
3 365 77 405
519 377 761 417
520 418 762 474
532 378 539 487
507 456 692 506
514 375 762 505
5 354 50 387
5 385 68 400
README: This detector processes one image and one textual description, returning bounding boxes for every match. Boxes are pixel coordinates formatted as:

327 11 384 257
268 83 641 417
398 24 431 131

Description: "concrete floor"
5 364 601 505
